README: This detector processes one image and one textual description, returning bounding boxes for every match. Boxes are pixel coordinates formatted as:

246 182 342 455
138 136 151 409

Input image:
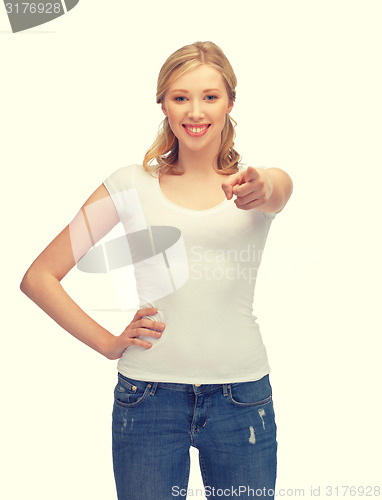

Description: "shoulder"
103 164 142 194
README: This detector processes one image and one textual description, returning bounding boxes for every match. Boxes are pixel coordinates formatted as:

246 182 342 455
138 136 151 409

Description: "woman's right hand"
105 307 165 360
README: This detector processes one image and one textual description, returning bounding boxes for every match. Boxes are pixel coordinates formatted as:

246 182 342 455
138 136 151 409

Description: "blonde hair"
142 41 242 177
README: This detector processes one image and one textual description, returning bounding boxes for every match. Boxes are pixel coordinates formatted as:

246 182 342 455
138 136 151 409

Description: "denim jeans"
112 373 277 500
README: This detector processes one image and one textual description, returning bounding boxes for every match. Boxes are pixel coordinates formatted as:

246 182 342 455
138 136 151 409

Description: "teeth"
185 125 208 133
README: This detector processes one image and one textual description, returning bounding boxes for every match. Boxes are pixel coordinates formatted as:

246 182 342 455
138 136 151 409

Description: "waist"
118 371 269 394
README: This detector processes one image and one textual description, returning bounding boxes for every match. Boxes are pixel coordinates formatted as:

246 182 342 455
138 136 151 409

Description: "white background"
1 1 381 498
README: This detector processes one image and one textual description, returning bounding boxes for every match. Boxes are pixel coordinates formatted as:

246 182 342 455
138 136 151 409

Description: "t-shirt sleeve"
102 164 137 223
102 164 149 235
261 210 278 222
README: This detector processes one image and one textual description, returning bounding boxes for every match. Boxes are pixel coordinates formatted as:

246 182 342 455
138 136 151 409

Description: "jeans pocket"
227 375 273 407
114 373 152 408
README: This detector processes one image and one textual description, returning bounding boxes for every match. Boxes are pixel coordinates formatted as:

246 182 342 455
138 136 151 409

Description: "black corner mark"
4 0 80 33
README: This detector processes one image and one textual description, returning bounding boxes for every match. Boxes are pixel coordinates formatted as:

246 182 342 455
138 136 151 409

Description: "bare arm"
20 184 165 359
255 167 293 213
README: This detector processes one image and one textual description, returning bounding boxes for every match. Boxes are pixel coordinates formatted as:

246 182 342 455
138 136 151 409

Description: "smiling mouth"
182 124 211 135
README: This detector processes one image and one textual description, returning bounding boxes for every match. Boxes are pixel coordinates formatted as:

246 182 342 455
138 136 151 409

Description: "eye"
174 96 187 102
205 95 218 101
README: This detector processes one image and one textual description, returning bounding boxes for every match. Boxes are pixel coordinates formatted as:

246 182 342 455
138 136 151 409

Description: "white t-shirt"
103 163 278 384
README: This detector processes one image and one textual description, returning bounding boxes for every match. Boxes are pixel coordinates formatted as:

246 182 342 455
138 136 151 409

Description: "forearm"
20 270 115 358
257 168 293 213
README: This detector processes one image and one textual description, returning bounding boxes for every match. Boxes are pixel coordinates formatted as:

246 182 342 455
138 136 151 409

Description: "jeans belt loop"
149 382 159 396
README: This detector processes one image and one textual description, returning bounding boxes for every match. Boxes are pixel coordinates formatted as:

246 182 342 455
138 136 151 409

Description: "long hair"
142 41 242 177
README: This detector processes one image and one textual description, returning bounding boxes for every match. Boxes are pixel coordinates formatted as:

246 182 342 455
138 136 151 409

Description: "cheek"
167 108 181 126
167 117 182 138
213 110 228 130
213 106 229 122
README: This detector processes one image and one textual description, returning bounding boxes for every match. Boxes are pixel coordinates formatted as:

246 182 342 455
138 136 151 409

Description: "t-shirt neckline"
154 172 231 215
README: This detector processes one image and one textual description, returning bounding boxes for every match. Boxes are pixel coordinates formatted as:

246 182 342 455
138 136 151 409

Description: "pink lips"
182 124 211 137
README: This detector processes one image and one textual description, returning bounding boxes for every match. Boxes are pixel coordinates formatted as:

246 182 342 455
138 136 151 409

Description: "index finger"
221 171 244 200
244 166 260 181
134 307 157 319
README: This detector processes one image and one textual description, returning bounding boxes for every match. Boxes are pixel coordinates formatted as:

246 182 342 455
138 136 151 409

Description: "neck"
175 142 220 177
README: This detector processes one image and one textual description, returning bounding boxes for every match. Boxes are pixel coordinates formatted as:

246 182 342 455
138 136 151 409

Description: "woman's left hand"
221 166 273 211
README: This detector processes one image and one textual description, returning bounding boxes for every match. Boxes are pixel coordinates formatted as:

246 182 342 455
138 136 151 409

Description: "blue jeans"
112 373 277 499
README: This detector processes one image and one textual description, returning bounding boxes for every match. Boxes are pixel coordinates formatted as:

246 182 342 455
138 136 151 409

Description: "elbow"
281 172 293 206
20 267 58 298
287 173 294 198
20 267 42 297
20 269 34 296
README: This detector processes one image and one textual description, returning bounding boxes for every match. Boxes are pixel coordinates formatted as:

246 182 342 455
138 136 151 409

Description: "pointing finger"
245 166 259 181
221 171 243 200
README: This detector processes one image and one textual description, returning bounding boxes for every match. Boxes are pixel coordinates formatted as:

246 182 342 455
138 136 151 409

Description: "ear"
227 100 234 114
161 101 168 117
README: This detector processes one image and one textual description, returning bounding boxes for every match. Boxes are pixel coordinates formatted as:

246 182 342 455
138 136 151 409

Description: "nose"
187 100 205 120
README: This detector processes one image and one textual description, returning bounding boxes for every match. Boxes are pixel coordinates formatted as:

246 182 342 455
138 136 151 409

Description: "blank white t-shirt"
103 163 278 384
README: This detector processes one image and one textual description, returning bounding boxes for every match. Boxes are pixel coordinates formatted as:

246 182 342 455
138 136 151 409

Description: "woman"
20 41 293 499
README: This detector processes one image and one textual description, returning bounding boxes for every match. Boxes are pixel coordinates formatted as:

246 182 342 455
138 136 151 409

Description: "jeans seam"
181 451 191 497
114 384 152 408
227 388 273 407
198 451 209 490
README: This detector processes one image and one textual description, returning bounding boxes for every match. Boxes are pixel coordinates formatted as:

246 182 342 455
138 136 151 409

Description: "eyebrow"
170 88 221 93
